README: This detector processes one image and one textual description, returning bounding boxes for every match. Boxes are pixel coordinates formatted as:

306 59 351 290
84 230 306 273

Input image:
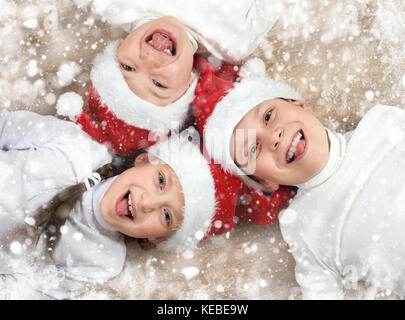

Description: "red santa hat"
146 130 242 252
62 41 198 156
192 56 302 191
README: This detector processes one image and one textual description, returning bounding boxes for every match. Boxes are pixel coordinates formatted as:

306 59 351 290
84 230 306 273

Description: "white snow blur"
0 0 404 300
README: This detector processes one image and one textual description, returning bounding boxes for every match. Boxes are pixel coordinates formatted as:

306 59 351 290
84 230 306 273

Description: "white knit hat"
146 131 241 252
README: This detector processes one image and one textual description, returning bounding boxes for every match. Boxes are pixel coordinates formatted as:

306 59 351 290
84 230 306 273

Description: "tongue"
150 33 173 52
295 139 306 159
116 198 129 217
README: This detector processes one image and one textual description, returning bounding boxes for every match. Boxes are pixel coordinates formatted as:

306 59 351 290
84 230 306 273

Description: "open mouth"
286 130 306 164
115 191 136 221
146 29 176 56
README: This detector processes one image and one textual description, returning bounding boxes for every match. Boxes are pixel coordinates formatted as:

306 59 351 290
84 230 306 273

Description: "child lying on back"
63 0 290 155
0 109 241 299
194 66 405 299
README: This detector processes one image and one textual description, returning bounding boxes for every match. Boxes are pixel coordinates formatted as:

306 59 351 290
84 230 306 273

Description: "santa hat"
192 57 302 191
146 130 242 252
61 41 198 156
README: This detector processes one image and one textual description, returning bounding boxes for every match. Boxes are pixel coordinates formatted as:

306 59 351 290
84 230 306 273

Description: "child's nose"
140 48 162 68
270 128 283 151
140 192 158 213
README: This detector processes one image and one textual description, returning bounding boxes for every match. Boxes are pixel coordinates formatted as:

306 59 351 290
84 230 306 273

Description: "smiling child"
62 0 290 155
0 109 241 299
193 66 405 299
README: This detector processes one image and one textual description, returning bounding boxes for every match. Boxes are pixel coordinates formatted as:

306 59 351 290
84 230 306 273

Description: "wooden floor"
1 0 404 299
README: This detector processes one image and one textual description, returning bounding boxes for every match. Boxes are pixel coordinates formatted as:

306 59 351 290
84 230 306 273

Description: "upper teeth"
128 195 134 217
287 132 302 162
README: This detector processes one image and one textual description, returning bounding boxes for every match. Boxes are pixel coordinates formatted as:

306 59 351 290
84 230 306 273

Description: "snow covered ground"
1 0 404 299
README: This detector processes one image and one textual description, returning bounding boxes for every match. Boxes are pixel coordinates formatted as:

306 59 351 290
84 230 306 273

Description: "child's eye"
249 144 258 157
120 63 134 72
153 80 167 89
163 209 172 227
158 172 166 190
264 110 272 124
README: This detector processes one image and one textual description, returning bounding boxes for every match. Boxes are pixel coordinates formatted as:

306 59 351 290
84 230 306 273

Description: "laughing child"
193 65 405 299
0 109 241 299
59 0 291 155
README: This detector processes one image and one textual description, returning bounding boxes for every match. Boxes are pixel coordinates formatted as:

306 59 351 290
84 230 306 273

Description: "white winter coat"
279 105 405 299
0 110 126 299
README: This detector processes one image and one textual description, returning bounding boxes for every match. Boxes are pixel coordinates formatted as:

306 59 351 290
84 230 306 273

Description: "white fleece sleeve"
294 256 345 300
281 219 345 299
0 273 52 300
91 0 291 62
0 109 112 177
0 109 112 220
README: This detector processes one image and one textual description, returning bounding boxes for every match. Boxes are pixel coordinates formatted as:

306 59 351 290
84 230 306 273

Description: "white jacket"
92 0 289 62
279 105 405 299
0 110 126 299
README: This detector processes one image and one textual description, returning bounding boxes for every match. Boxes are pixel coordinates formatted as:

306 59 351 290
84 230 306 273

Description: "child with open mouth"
193 60 405 299
60 0 290 156
0 109 241 299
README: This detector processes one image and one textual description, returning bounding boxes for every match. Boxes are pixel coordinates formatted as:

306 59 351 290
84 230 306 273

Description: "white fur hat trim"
147 133 216 252
238 57 267 79
90 41 198 132
204 77 302 190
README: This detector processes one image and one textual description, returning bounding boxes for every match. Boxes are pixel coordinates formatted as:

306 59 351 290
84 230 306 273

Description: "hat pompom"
56 91 84 121
238 58 266 79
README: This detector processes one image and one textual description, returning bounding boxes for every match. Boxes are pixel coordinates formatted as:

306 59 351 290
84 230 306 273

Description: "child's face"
100 153 185 244
116 16 195 106
230 98 330 190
